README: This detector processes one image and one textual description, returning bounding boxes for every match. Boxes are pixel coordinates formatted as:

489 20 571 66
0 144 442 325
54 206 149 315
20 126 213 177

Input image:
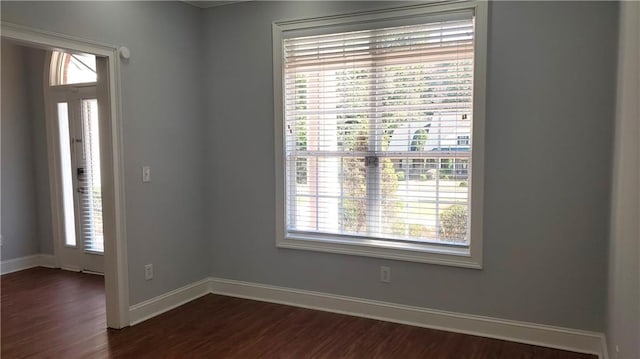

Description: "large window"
274 2 487 267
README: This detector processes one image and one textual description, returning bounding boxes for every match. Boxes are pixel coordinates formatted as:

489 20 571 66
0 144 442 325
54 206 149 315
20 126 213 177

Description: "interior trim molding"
128 278 211 326
1 20 130 329
127 276 606 358
1 254 56 275
601 335 610 359
209 278 605 358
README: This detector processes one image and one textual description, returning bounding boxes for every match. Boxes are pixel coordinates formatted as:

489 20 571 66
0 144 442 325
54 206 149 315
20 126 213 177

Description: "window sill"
277 234 482 269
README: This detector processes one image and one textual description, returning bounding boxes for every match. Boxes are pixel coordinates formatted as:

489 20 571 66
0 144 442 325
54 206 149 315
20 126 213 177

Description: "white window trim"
273 1 487 269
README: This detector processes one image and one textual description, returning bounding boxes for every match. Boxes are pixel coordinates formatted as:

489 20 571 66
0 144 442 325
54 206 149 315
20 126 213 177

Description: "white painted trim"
272 2 487 268
208 278 606 358
277 237 481 268
60 265 83 272
42 50 64 271
128 278 211 326
275 1 481 31
1 21 130 329
129 276 606 358
469 0 487 270
601 335 610 359
1 22 117 57
1 255 43 274
1 254 58 274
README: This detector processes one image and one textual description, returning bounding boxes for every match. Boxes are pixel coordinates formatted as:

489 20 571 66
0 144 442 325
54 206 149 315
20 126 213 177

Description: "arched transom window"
49 50 97 86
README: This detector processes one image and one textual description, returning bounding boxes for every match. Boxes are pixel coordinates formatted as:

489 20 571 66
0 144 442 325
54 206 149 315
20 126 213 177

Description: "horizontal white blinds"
283 15 475 245
79 99 104 253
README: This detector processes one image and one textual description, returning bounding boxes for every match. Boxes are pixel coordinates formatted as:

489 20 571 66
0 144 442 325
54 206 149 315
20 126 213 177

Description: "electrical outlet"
380 266 391 283
144 264 153 280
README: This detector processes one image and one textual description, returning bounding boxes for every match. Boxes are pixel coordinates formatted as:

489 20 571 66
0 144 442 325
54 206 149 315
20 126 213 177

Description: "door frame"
1 21 130 329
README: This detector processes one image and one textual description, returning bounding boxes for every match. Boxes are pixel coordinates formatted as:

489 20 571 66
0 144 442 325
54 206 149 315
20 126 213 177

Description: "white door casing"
1 21 130 329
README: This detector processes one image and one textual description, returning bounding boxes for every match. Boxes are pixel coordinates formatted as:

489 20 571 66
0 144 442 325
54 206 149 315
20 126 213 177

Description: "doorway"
46 52 104 273
1 22 129 329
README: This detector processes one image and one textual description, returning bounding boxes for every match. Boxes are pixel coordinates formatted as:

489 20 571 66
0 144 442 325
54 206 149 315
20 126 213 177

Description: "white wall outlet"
144 264 153 280
380 266 391 283
142 166 151 183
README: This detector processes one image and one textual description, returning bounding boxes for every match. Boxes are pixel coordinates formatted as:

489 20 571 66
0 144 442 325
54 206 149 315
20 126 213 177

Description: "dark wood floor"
1 268 595 358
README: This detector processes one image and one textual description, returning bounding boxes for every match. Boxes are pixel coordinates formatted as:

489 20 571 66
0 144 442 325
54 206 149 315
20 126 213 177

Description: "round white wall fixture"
119 46 131 60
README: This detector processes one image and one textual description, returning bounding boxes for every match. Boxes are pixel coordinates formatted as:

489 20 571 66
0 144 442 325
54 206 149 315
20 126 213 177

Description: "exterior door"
50 85 104 273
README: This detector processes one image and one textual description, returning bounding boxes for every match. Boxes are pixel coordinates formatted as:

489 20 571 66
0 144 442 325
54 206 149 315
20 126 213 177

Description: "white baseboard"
128 278 211 326
0 254 609 358
1 254 56 274
60 265 82 272
208 278 606 358
128 276 606 358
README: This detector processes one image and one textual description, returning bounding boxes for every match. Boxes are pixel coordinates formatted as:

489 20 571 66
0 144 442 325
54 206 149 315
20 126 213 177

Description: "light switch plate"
144 264 153 280
142 166 151 182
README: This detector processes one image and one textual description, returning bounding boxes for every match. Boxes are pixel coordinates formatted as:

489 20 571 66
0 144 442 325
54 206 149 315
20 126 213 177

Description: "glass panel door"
53 87 104 274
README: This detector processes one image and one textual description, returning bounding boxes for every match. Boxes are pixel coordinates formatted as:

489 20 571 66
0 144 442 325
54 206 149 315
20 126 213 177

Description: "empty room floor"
1 268 595 358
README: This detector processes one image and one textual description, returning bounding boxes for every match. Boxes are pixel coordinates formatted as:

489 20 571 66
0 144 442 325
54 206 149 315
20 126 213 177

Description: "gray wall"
1 41 40 260
1 41 52 261
24 47 53 255
1 1 210 305
203 1 618 331
607 2 640 359
2 1 621 333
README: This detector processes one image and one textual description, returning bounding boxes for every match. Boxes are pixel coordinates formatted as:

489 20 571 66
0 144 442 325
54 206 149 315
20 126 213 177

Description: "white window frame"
273 1 487 269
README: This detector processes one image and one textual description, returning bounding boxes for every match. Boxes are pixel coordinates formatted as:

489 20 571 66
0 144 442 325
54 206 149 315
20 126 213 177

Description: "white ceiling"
182 1 247 9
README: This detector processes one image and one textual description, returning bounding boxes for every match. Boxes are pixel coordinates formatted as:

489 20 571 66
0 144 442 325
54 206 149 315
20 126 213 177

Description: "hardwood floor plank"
1 268 597 359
